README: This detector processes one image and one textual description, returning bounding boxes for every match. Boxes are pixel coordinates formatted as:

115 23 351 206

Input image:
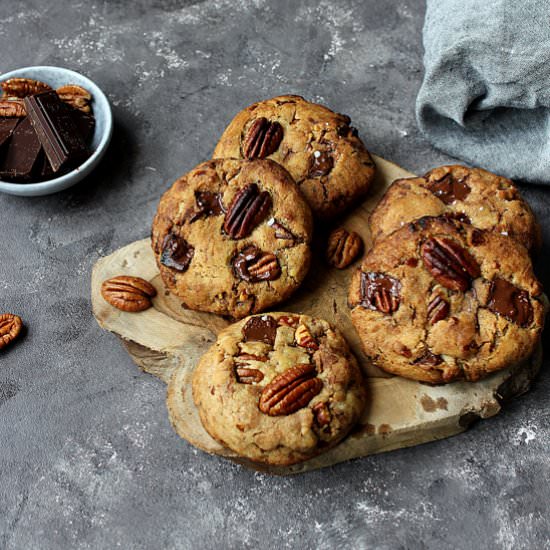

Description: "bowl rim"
0 65 113 193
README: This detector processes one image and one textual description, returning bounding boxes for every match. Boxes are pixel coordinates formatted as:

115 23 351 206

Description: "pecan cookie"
349 216 546 384
189 312 366 465
213 95 376 220
151 159 313 319
370 165 541 254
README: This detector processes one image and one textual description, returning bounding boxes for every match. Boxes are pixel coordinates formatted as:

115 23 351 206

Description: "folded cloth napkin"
416 0 550 183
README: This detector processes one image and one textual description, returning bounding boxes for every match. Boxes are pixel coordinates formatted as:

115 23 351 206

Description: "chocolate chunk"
487 278 533 327
308 150 333 178
0 118 19 150
189 191 225 222
160 233 194 271
70 107 95 142
414 351 443 368
242 315 278 345
427 173 471 204
360 272 401 314
0 116 42 181
24 91 88 173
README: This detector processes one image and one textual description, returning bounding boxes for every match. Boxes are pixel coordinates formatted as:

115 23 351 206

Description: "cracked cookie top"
349 216 546 384
191 312 366 466
370 165 541 255
213 95 376 220
151 159 313 319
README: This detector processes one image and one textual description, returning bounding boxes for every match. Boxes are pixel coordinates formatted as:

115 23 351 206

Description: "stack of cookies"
101 95 546 468
349 166 545 384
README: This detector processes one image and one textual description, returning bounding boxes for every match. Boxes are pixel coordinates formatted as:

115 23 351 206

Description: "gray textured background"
1 1 548 549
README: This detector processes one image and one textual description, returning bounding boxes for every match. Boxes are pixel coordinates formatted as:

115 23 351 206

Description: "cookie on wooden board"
349 216 546 384
187 312 366 466
151 159 313 319
370 165 541 254
213 95 376 220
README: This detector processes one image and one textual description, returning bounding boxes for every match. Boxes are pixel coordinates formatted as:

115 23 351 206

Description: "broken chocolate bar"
24 91 88 173
0 116 42 181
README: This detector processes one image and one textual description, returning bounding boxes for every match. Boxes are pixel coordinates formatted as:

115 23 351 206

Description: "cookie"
151 159 313 319
213 95 376 220
369 165 541 254
190 312 366 465
349 216 546 384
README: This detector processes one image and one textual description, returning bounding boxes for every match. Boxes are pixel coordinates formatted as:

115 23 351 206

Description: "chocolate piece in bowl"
151 158 313 319
24 91 89 173
187 312 366 466
0 116 42 181
348 216 546 385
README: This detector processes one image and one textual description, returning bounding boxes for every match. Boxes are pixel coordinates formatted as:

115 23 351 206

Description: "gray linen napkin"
416 0 550 182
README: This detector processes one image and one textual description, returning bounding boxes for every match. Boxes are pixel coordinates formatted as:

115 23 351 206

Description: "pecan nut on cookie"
349 216 546 384
189 312 366 466
213 95 376 220
151 159 313 319
370 165 541 255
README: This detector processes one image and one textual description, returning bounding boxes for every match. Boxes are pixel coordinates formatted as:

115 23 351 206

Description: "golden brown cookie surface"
213 95 376 220
370 165 541 254
349 216 546 384
191 312 366 466
151 159 313 319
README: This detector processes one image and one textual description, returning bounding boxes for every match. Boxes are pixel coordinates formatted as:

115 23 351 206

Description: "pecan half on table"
326 228 363 269
101 275 157 312
0 313 23 350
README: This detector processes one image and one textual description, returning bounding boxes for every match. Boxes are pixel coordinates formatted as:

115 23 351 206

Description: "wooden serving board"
91 155 542 474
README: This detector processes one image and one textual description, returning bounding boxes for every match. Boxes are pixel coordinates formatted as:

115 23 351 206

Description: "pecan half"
101 275 157 312
487 278 533 327
160 233 194 271
295 324 319 350
327 228 363 269
0 313 23 350
427 293 450 324
421 237 480 292
267 218 297 241
426 172 471 204
56 84 92 113
360 272 401 314
259 364 323 416
242 117 284 159
224 184 272 239
1 78 52 98
232 245 281 282
235 367 264 384
0 98 26 117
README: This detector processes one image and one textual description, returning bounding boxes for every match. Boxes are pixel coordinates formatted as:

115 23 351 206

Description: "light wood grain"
91 155 542 474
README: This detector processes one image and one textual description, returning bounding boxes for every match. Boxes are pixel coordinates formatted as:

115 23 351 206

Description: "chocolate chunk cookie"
190 312 366 465
349 216 546 384
151 159 313 319
213 95 376 220
370 165 541 254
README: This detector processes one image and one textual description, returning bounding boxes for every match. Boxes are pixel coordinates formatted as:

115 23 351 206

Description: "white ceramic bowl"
0 66 113 197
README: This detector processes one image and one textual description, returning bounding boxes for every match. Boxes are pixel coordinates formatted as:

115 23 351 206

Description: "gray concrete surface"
1 1 548 549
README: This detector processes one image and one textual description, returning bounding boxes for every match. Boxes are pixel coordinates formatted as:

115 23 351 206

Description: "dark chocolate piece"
70 107 95 142
427 173 471 204
24 91 88 172
487 277 533 327
242 315 278 346
0 118 19 150
160 233 194 271
0 116 42 181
